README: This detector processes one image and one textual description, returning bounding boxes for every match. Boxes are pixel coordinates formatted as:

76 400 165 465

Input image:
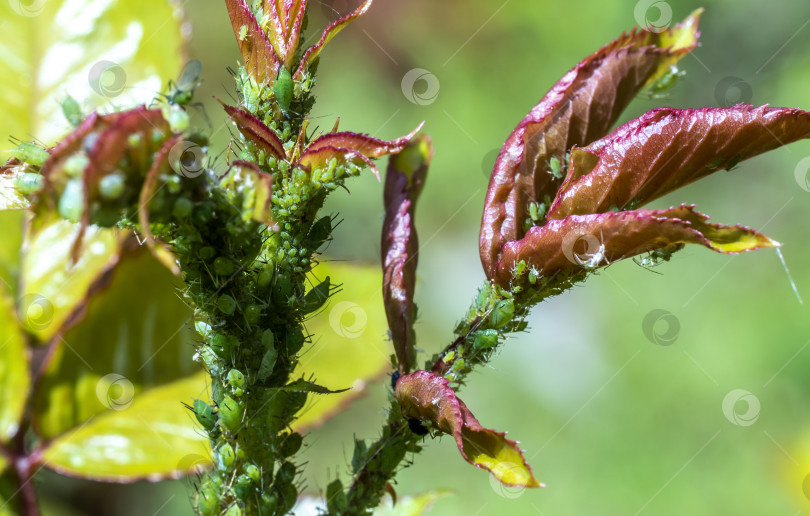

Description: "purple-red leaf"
548 105 810 220
394 371 543 488
494 204 777 287
480 10 702 280
219 100 287 161
382 135 432 374
224 0 280 83
263 0 307 67
297 123 425 180
293 0 373 79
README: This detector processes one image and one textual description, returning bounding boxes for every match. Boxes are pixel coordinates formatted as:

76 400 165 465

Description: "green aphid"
215 442 235 470
173 197 193 218
301 276 330 314
217 294 237 315
218 395 244 433
233 474 253 502
213 257 234 276
63 153 89 177
473 329 499 350
191 399 217 431
12 142 49 167
245 464 261 483
13 173 44 195
58 179 84 223
99 173 125 200
513 260 527 277
227 369 245 389
548 156 563 179
61 95 83 127
489 299 515 329
168 106 190 133
645 65 685 98
273 68 294 113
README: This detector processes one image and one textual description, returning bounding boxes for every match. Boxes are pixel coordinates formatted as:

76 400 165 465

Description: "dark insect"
167 59 203 106
153 59 211 128
390 371 401 389
407 417 429 436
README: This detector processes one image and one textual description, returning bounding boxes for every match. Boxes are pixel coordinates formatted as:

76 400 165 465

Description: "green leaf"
40 372 210 482
32 248 198 441
0 0 188 160
0 282 28 445
19 216 122 342
291 261 391 431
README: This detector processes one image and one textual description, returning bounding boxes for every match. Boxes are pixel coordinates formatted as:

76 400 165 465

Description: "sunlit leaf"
394 371 542 488
495 205 777 286
223 0 279 83
0 0 188 161
480 10 702 278
32 247 198 440
219 100 287 161
291 261 391 431
548 105 810 219
19 215 122 342
41 372 210 482
0 282 29 445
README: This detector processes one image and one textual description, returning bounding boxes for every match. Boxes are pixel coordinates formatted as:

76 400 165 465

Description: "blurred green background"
32 0 810 514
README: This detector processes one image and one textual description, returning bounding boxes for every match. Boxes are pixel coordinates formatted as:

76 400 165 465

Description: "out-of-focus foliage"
2 0 810 514
0 0 189 161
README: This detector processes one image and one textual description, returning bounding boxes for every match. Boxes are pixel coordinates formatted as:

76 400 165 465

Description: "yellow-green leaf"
292 261 391 430
0 282 28 445
0 0 188 161
41 372 210 482
32 248 198 441
19 216 122 343
394 371 542 488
